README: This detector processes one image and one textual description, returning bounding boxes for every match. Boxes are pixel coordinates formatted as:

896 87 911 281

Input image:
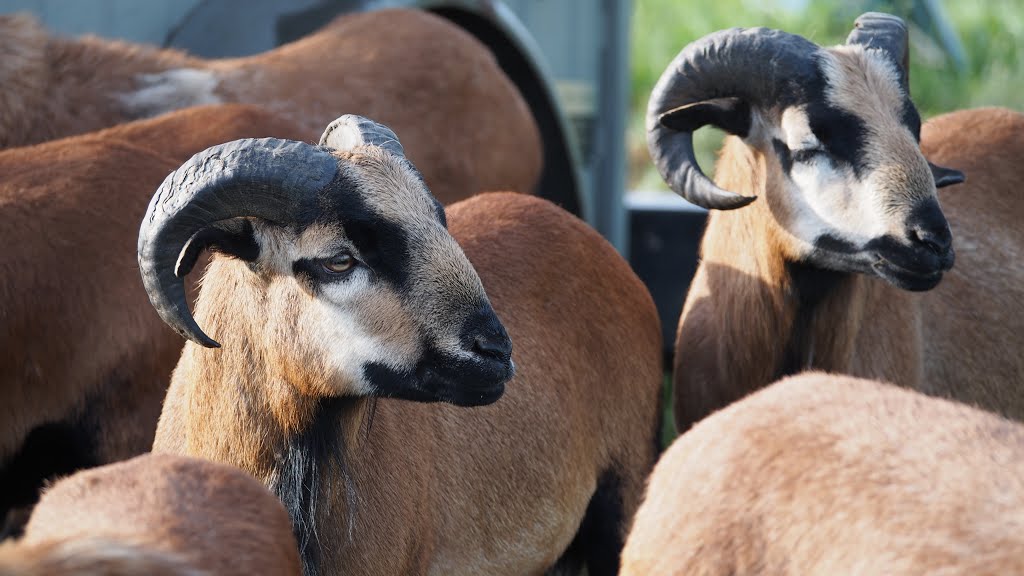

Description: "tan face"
753 46 954 290
244 149 514 406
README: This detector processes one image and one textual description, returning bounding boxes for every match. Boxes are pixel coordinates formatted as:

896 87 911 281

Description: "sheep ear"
659 97 752 138
176 219 259 278
319 114 405 158
929 162 965 188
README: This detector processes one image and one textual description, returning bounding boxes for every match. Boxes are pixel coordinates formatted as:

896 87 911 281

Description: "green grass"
628 0 1024 190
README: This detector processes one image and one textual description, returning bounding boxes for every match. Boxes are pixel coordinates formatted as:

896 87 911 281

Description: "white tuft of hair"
119 68 222 119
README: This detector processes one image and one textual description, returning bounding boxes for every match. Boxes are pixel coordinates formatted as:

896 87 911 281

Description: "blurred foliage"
628 0 1024 190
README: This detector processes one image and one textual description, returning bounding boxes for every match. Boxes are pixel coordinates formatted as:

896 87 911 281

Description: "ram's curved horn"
138 138 339 347
647 27 820 210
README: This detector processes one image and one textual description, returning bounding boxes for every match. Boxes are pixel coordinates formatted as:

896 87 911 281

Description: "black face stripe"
432 196 447 228
901 101 922 142
292 258 322 286
772 139 794 174
313 172 412 291
814 233 859 255
805 102 868 176
773 52 921 176
771 53 878 177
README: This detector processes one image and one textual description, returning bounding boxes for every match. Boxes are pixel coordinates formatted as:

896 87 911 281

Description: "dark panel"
628 203 707 365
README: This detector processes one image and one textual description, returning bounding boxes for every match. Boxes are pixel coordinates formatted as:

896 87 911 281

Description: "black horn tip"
712 193 758 211
147 282 222 348
172 314 221 348
185 330 221 348
196 334 221 349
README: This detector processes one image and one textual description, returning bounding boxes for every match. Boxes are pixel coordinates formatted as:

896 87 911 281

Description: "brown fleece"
0 105 308 516
623 372 1024 575
0 9 541 204
0 453 299 576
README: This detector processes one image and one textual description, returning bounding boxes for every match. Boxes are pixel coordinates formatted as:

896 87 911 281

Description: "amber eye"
322 254 355 274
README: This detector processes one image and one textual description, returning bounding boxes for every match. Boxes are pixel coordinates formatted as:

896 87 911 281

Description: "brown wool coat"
623 372 1024 575
0 453 300 576
0 105 308 527
0 9 541 205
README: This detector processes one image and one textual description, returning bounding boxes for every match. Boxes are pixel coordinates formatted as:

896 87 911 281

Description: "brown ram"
0 453 300 576
140 116 663 575
621 372 1024 575
646 13 1023 430
0 8 540 204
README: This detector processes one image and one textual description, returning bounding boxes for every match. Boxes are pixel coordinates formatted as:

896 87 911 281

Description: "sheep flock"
1 7 1022 576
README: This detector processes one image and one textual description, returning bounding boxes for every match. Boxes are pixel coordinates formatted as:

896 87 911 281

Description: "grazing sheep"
0 8 541 205
621 372 1024 575
646 13 1024 430
140 116 663 575
0 453 300 576
0 104 308 534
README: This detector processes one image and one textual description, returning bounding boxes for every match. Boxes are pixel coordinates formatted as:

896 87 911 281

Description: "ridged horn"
138 138 339 348
646 27 821 210
320 114 405 158
846 12 910 91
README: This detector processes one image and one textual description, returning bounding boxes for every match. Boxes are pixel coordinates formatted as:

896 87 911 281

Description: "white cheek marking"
305 271 389 396
778 107 891 249
787 162 890 249
119 68 222 118
311 270 422 395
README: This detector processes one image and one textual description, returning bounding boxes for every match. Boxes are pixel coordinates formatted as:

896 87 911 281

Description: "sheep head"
138 115 513 407
647 12 965 291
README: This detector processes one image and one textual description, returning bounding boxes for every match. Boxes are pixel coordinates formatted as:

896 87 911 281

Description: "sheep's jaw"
361 348 514 408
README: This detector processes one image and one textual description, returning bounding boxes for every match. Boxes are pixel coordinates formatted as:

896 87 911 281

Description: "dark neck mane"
269 396 372 576
773 262 851 380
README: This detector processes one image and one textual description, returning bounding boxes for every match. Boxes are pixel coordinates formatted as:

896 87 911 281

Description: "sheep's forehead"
820 45 907 133
257 150 455 281
339 149 443 230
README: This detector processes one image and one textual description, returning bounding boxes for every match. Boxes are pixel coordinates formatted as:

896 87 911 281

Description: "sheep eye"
792 148 826 164
322 254 355 274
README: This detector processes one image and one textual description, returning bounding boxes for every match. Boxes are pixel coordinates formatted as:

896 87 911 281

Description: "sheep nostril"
472 333 512 361
912 226 952 255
